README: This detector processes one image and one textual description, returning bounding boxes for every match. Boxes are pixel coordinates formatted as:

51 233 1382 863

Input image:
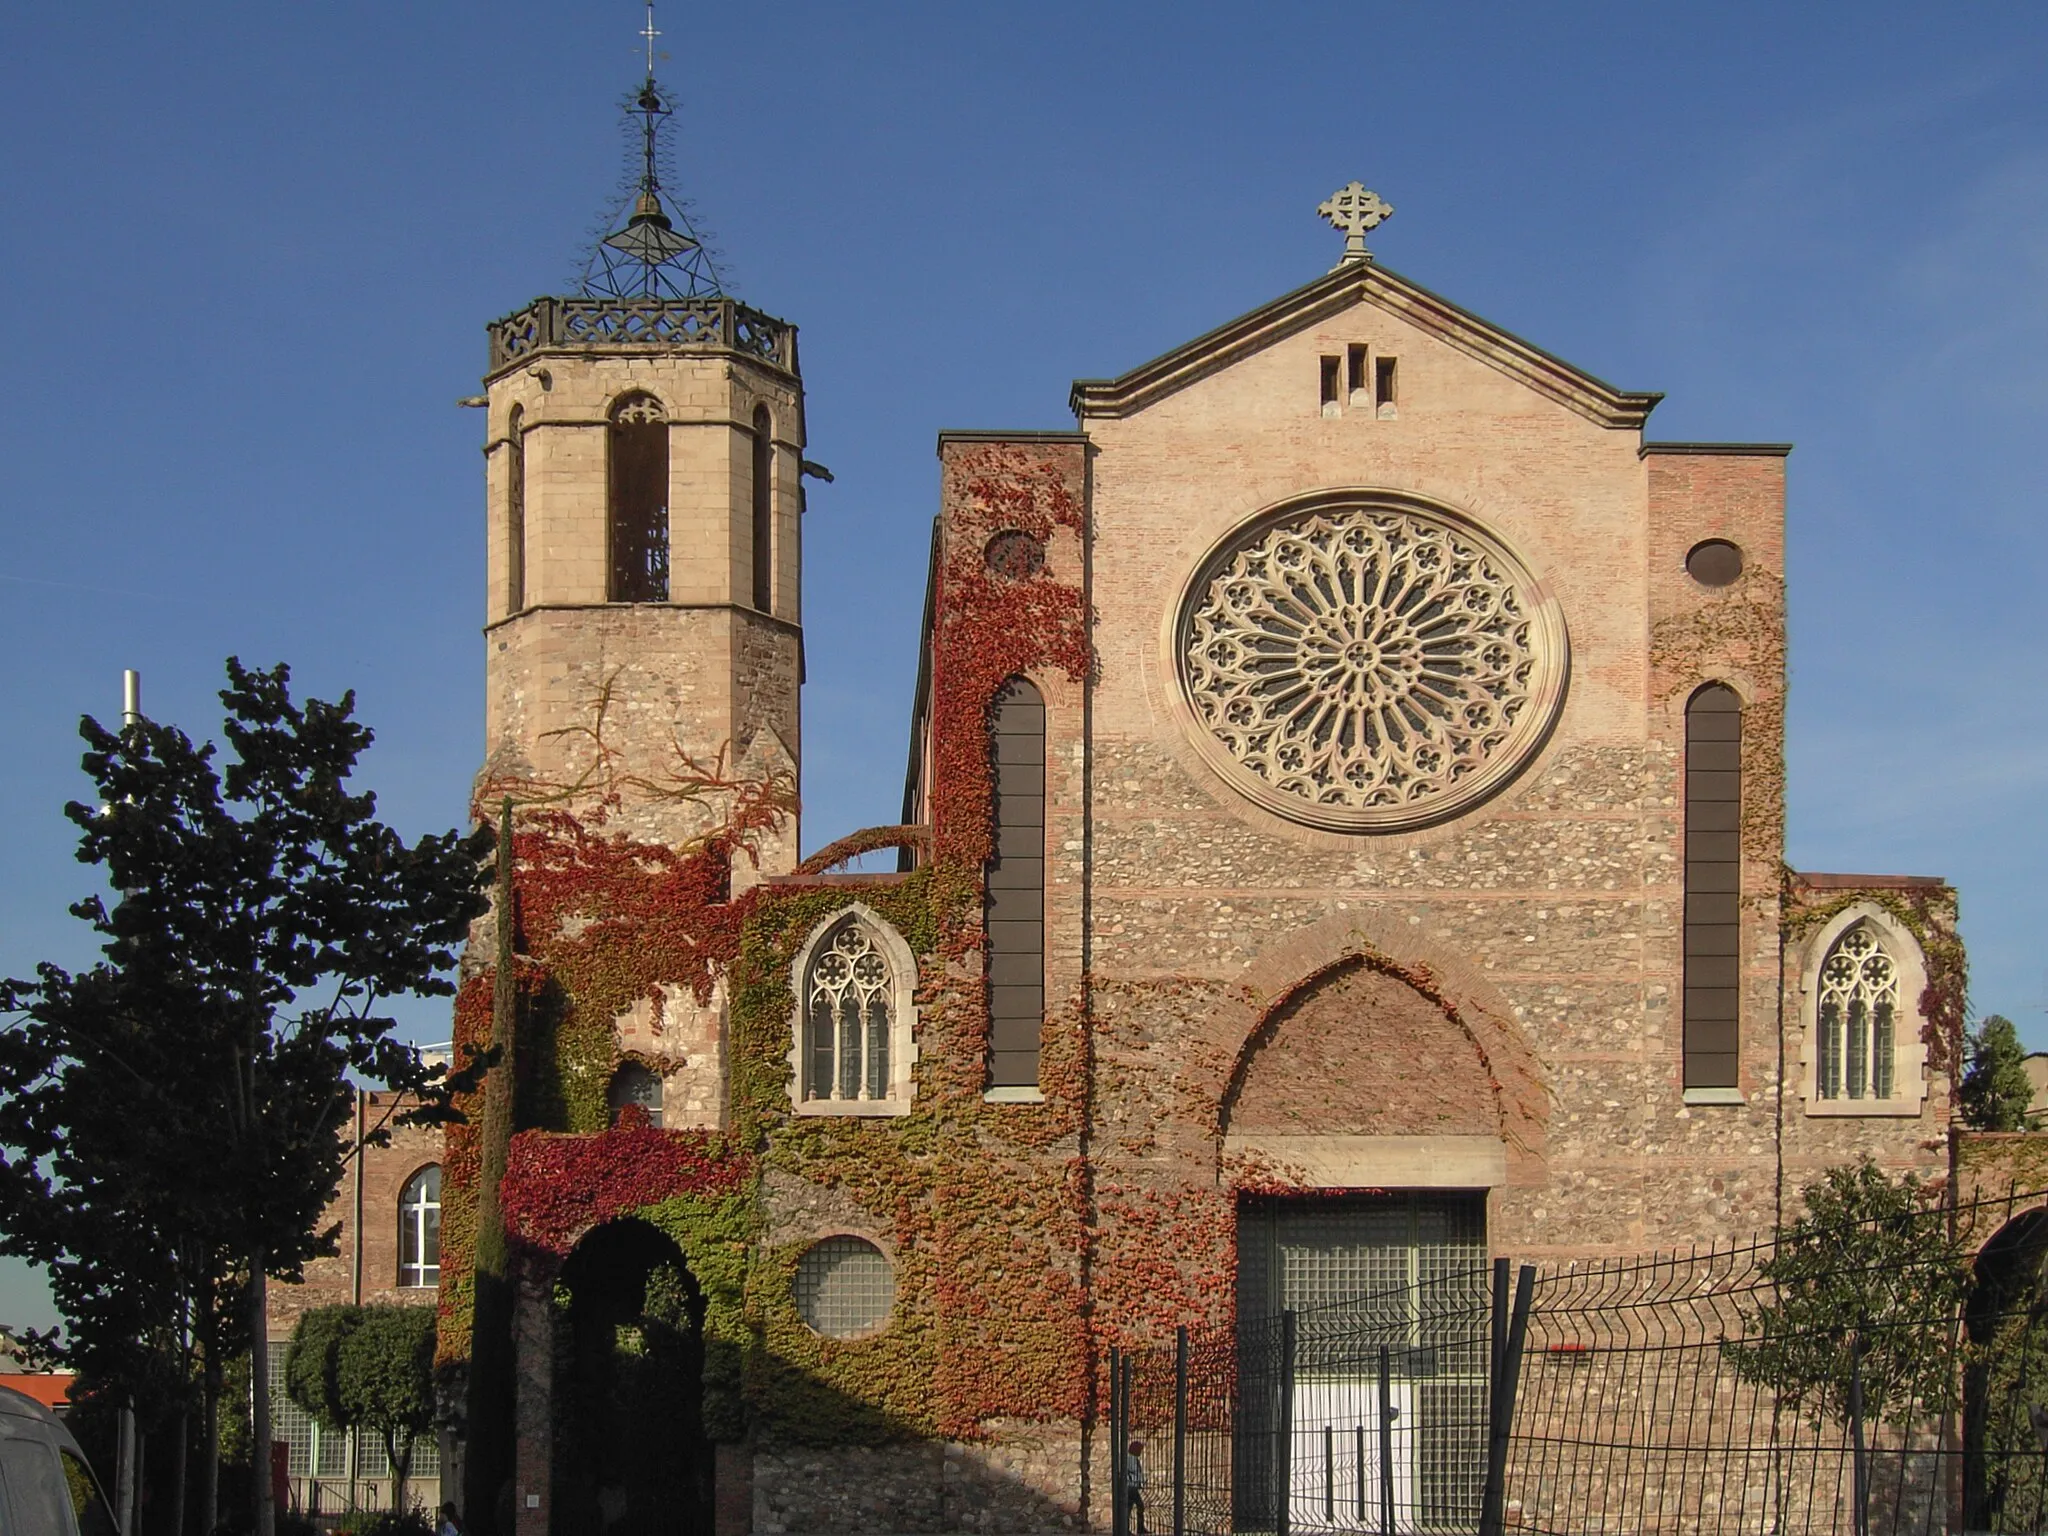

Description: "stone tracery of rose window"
804 917 894 1102
1178 498 1566 831
1816 922 1898 1100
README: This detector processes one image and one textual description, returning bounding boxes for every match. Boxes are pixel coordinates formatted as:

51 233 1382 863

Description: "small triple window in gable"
1816 923 1898 1101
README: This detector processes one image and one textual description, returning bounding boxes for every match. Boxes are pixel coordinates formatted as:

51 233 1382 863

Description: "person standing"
1124 1439 1148 1536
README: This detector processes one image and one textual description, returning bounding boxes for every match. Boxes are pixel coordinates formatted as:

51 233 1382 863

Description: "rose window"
1177 496 1567 830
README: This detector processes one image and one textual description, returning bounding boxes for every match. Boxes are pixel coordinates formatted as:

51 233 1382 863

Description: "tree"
0 659 490 1536
1961 1015 2039 1131
1724 1158 1970 1428
287 1305 438 1518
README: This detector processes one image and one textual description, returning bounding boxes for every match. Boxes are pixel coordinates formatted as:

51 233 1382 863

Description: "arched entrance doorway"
555 1219 715 1536
1221 958 1506 1534
1964 1206 2048 1532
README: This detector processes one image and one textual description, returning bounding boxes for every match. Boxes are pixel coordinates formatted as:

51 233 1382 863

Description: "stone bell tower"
474 66 804 870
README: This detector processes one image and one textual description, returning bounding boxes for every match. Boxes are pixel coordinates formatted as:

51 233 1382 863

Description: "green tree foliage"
1961 1014 2039 1131
1724 1158 1970 1428
0 660 490 1536
288 1305 438 1518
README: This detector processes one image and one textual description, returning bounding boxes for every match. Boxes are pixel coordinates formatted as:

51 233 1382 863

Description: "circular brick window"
1685 539 1744 587
793 1236 894 1338
1175 493 1568 832
984 530 1045 580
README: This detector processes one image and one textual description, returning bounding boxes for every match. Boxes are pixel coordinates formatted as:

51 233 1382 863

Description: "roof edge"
936 429 1091 453
1069 261 1662 431
1641 441 1794 458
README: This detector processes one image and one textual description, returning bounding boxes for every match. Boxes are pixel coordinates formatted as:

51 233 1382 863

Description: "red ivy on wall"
499 1122 751 1257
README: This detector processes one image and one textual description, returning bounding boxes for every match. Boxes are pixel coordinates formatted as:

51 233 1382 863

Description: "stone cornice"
1069 262 1663 430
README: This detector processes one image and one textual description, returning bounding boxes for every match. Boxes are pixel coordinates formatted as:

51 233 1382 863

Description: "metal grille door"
1237 1193 1489 1533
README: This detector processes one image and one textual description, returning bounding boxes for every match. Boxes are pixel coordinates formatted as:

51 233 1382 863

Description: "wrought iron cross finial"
1318 181 1394 266
641 2 661 79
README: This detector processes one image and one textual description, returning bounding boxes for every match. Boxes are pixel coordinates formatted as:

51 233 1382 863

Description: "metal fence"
1107 1187 2048 1536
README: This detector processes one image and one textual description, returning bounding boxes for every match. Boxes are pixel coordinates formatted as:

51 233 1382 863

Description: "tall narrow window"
1683 684 1742 1090
1374 356 1399 416
608 393 669 602
751 405 774 613
608 1062 664 1127
399 1165 441 1288
1319 356 1341 417
506 405 526 615
986 677 1045 1090
1816 923 1899 1101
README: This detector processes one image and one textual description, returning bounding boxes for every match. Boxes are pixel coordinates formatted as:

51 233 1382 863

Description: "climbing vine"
1785 879 1967 1081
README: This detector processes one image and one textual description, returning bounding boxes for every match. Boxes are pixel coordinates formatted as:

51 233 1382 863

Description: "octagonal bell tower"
475 66 804 871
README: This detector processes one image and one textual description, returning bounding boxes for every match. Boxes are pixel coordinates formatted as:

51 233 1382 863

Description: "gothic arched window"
609 392 669 602
608 1062 664 1127
792 910 918 1114
751 404 774 614
399 1165 441 1288
1816 922 1899 1101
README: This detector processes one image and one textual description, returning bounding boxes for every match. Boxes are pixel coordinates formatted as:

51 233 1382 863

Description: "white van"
0 1387 113 1535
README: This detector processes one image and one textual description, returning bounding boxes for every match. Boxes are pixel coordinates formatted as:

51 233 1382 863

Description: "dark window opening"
1347 344 1369 405
1683 683 1742 1090
751 404 774 613
1686 539 1744 587
609 393 669 602
1320 355 1341 414
507 405 526 615
986 677 1045 1090
608 1061 664 1127
1375 355 1399 412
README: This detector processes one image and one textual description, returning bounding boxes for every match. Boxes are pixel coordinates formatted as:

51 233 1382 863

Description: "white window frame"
1798 903 1930 1117
787 905 919 1117
399 1164 441 1287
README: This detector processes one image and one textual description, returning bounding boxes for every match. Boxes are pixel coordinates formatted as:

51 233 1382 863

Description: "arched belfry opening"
555 1219 714 1535
608 393 670 603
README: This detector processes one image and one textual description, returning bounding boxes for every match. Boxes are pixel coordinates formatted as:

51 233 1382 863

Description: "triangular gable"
1069 262 1662 430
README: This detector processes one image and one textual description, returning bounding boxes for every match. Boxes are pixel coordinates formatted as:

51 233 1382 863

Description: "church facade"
438 162 1962 1536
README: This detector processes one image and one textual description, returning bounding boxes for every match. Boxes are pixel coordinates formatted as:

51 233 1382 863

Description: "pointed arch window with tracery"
1816 922 1898 1101
803 916 895 1104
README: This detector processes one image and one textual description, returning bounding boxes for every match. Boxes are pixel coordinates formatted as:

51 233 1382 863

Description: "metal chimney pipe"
122 670 141 727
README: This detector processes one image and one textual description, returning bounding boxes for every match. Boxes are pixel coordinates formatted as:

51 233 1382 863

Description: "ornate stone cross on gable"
1318 181 1394 266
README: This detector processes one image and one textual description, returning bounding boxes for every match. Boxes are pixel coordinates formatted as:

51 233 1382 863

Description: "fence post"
1378 1343 1395 1536
1849 1332 1870 1536
1173 1326 1187 1536
1278 1311 1296 1536
1480 1265 1535 1536
1490 1257 1508 1399
1110 1346 1126 1536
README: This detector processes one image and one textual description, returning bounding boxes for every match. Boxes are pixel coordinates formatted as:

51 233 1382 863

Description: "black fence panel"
1134 1186 2048 1535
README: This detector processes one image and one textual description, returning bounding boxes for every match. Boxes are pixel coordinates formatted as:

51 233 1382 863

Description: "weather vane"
581 1 726 300
1318 181 1394 266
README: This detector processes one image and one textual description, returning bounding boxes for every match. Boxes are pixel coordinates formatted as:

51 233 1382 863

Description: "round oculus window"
1175 494 1568 831
793 1236 894 1339
984 530 1046 580
1685 539 1743 587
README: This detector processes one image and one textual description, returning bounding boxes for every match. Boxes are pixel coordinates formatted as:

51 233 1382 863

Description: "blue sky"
2 3 2044 1328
